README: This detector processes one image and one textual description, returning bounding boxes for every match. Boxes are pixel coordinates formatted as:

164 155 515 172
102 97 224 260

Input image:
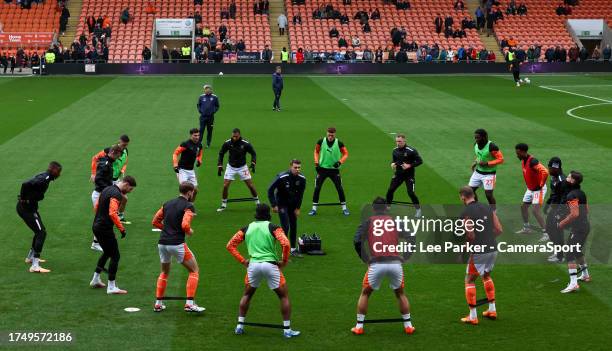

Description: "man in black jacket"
197 84 220 147
386 134 423 217
544 157 567 263
217 128 259 212
17 162 62 273
272 66 283 111
268 160 306 256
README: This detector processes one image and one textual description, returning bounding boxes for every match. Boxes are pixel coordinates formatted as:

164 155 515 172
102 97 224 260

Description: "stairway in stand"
466 0 505 62
268 0 290 63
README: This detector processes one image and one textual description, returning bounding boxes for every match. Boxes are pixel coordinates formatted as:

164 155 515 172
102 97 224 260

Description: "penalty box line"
538 85 612 103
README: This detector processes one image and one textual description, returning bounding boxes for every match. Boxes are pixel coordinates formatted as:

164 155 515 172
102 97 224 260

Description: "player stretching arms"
217 128 259 212
459 187 503 325
352 197 415 335
17 162 62 273
558 171 591 293
90 145 122 251
173 128 203 201
469 129 503 210
386 134 423 217
309 127 349 216
226 204 300 338
89 176 137 294
515 143 549 242
91 135 130 221
152 182 205 312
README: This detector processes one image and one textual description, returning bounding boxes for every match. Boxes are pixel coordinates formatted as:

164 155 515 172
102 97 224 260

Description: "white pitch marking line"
539 85 612 103
566 103 612 125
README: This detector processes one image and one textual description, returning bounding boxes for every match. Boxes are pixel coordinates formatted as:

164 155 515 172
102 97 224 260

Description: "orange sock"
483 277 495 302
465 283 476 307
186 272 199 299
156 273 168 299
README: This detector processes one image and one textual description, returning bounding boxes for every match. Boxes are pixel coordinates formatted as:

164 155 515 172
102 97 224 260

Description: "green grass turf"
0 74 611 350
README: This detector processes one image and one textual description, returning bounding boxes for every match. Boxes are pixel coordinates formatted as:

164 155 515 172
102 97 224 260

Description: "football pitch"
1 73 611 350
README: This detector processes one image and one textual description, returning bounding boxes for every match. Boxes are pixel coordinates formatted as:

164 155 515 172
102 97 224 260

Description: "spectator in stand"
475 6 485 31
280 47 289 63
296 48 304 63
494 6 503 21
545 47 554 62
343 0 351 4
486 10 495 36
363 22 371 33
338 37 348 48
351 36 361 48
218 25 227 40
86 16 96 33
568 45 579 62
362 47 373 62
592 46 601 61
375 47 383 63
395 49 408 63
517 2 527 15
59 5 70 35
340 13 349 24
221 8 230 19
461 17 475 29
396 0 410 10
203 26 211 37
254 2 262 15
261 45 273 62
229 1 237 19
120 8 130 24
444 15 453 29
456 46 465 60
371 8 380 20
438 48 447 62
194 0 203 5
354 9 368 25
487 50 496 62
434 14 443 34
264 0 270 15
556 3 566 16
293 12 302 25
146 1 157 15
506 0 516 15
209 33 218 50
478 48 487 61
171 48 180 63
235 39 246 52
558 46 567 62
141 46 152 63
194 11 202 24
329 27 339 38
454 0 465 10
277 13 288 35
444 25 453 38
304 47 313 62
603 45 611 62
578 46 588 62
391 27 405 46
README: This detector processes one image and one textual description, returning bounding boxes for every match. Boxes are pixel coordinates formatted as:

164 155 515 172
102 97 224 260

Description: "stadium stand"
493 0 612 60
0 1 60 58
76 0 271 62
285 0 485 53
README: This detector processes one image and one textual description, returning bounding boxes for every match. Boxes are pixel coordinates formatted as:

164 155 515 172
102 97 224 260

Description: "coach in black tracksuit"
197 84 220 148
544 157 568 262
17 162 62 271
268 160 306 254
386 134 422 212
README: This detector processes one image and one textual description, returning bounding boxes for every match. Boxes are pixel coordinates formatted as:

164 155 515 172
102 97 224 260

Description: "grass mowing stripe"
0 77 115 145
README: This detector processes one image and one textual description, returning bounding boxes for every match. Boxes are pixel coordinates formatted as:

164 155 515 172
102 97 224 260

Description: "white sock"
93 272 101 282
523 222 530 228
579 264 589 277
221 199 227 207
237 316 245 329
155 299 163 305
402 313 412 328
415 208 422 217
488 302 496 312
185 299 194 306
469 307 477 319
312 204 318 211
356 313 365 328
254 196 260 204
283 320 291 331
108 280 116 289
341 203 347 210
569 268 578 285
32 257 40 268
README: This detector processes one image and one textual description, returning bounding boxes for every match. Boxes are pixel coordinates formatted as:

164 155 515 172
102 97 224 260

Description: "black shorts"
566 227 589 261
